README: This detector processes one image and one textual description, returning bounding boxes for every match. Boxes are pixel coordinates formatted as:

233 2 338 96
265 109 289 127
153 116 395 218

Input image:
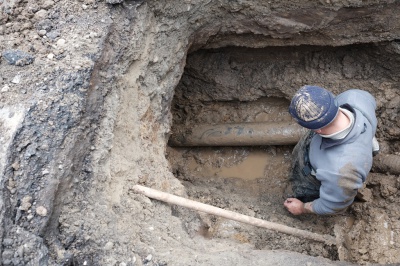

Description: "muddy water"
184 147 291 181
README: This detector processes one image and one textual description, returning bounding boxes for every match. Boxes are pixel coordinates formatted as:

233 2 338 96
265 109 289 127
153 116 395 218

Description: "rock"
2 250 14 260
358 248 368 254
144 254 152 263
23 242 36 254
3 259 12 265
106 0 124 4
356 186 373 202
3 238 14 247
34 10 48 20
36 19 53 31
11 162 19 170
11 75 21 84
56 38 66 47
42 169 50 175
38 30 47 36
104 241 114 250
21 22 32 31
2 50 35 66
24 143 37 159
20 196 33 211
46 30 60 40
16 245 24 258
43 0 55 9
11 258 21 265
1 85 10 92
36 206 48 216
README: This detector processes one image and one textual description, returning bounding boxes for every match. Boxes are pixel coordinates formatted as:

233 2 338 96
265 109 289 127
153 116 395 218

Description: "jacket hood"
335 89 377 134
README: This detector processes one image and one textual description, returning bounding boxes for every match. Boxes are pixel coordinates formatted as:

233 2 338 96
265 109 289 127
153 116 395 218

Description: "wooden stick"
132 185 336 246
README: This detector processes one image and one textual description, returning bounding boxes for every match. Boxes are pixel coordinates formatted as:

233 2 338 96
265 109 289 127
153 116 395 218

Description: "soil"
0 0 400 265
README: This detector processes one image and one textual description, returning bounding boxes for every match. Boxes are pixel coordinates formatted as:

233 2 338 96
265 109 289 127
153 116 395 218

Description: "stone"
3 238 14 247
144 254 152 263
42 169 50 175
36 19 53 31
36 206 48 216
11 162 19 170
106 0 123 4
43 0 55 9
2 250 14 260
1 85 10 92
3 259 12 265
356 186 373 202
19 196 33 211
46 30 60 40
104 241 114 250
34 10 48 20
2 50 35 66
56 38 66 47
11 75 21 84
38 30 46 36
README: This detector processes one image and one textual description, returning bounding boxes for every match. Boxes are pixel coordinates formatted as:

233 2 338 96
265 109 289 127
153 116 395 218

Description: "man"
283 85 378 215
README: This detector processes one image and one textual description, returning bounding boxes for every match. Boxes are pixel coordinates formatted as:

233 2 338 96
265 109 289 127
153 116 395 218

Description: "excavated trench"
166 44 400 264
4 1 400 265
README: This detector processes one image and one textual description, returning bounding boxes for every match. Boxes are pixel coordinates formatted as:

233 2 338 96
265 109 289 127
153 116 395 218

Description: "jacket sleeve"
312 164 363 215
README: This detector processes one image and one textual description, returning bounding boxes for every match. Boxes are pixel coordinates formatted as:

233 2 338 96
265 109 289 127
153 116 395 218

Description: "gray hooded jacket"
309 89 377 215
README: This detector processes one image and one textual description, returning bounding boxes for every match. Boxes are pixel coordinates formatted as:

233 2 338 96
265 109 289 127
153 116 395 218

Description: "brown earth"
0 0 400 265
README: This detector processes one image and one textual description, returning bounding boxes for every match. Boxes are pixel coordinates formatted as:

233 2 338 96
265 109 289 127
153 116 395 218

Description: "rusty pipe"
373 153 400 175
169 121 308 147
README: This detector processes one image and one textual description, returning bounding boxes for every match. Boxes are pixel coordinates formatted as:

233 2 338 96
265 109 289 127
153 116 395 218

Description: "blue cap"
289 85 339 130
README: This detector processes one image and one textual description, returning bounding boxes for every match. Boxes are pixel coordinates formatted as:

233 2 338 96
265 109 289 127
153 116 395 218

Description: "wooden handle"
132 185 336 245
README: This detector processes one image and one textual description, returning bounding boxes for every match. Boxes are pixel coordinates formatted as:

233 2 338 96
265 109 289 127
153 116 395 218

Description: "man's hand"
284 198 314 215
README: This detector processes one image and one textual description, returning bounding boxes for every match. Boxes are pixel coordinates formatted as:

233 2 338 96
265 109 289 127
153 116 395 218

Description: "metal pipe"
169 121 308 146
373 153 400 175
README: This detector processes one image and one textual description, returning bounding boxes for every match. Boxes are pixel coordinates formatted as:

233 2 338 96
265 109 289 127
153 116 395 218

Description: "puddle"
183 148 291 181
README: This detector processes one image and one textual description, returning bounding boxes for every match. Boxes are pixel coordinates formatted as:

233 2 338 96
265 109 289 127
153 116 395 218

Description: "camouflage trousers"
289 131 321 203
